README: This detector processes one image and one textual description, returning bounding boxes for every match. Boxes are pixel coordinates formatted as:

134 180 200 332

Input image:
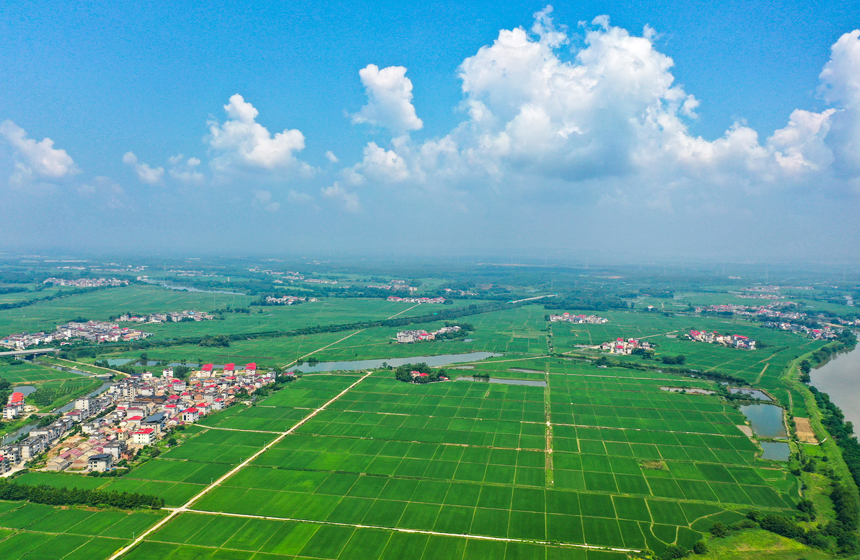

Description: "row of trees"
0 480 164 509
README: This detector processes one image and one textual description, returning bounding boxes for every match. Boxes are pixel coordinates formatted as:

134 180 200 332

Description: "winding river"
811 341 860 429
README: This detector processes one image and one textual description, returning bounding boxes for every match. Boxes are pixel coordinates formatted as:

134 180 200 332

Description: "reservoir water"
739 404 787 439
293 352 503 373
811 342 860 430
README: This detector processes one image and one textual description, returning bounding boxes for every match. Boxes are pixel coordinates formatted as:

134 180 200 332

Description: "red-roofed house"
182 408 199 422
245 363 257 373
132 428 155 445
224 363 235 373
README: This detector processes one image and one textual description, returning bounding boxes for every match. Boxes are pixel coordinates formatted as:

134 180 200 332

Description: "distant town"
116 310 213 323
264 295 317 305
1 310 212 350
387 296 446 304
43 277 129 288
549 313 609 324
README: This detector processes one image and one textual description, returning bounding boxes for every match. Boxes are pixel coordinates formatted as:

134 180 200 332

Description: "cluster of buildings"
687 330 756 349
549 313 609 324
443 288 477 296
763 322 838 340
693 302 808 321
1 320 154 350
43 278 129 287
601 338 653 354
396 325 461 343
0 364 277 475
118 310 212 323
264 296 316 305
387 296 446 304
248 268 304 281
366 283 418 293
305 278 337 285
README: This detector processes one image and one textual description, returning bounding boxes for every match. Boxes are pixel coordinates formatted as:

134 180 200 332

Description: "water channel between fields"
811 340 860 430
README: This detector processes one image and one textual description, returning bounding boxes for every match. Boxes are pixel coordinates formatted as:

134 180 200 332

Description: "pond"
730 388 772 401
456 377 547 387
11 385 37 397
739 404 787 439
760 441 791 461
292 352 503 373
811 340 860 430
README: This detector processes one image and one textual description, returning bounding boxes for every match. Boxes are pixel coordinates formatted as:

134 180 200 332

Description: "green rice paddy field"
0 501 164 560
0 287 829 559
9 358 802 559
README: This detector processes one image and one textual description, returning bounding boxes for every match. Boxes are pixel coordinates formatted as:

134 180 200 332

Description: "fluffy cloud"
122 151 165 184
344 9 860 208
325 150 338 163
0 120 77 186
346 142 410 185
321 182 361 212
208 94 310 173
819 30 860 178
352 65 423 134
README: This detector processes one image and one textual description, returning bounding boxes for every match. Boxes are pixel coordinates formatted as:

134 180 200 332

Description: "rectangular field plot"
198 404 308 431
255 374 364 408
137 512 628 560
160 428 278 464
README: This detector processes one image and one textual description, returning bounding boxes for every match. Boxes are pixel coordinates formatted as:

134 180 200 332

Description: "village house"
88 453 114 472
132 428 155 445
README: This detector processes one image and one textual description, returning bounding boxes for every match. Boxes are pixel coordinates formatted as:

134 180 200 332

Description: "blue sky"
1 1 859 262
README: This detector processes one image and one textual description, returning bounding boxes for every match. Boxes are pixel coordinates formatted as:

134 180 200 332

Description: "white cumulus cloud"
819 30 860 178
0 120 78 186
340 9 860 209
208 94 310 173
352 65 423 134
122 151 165 185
